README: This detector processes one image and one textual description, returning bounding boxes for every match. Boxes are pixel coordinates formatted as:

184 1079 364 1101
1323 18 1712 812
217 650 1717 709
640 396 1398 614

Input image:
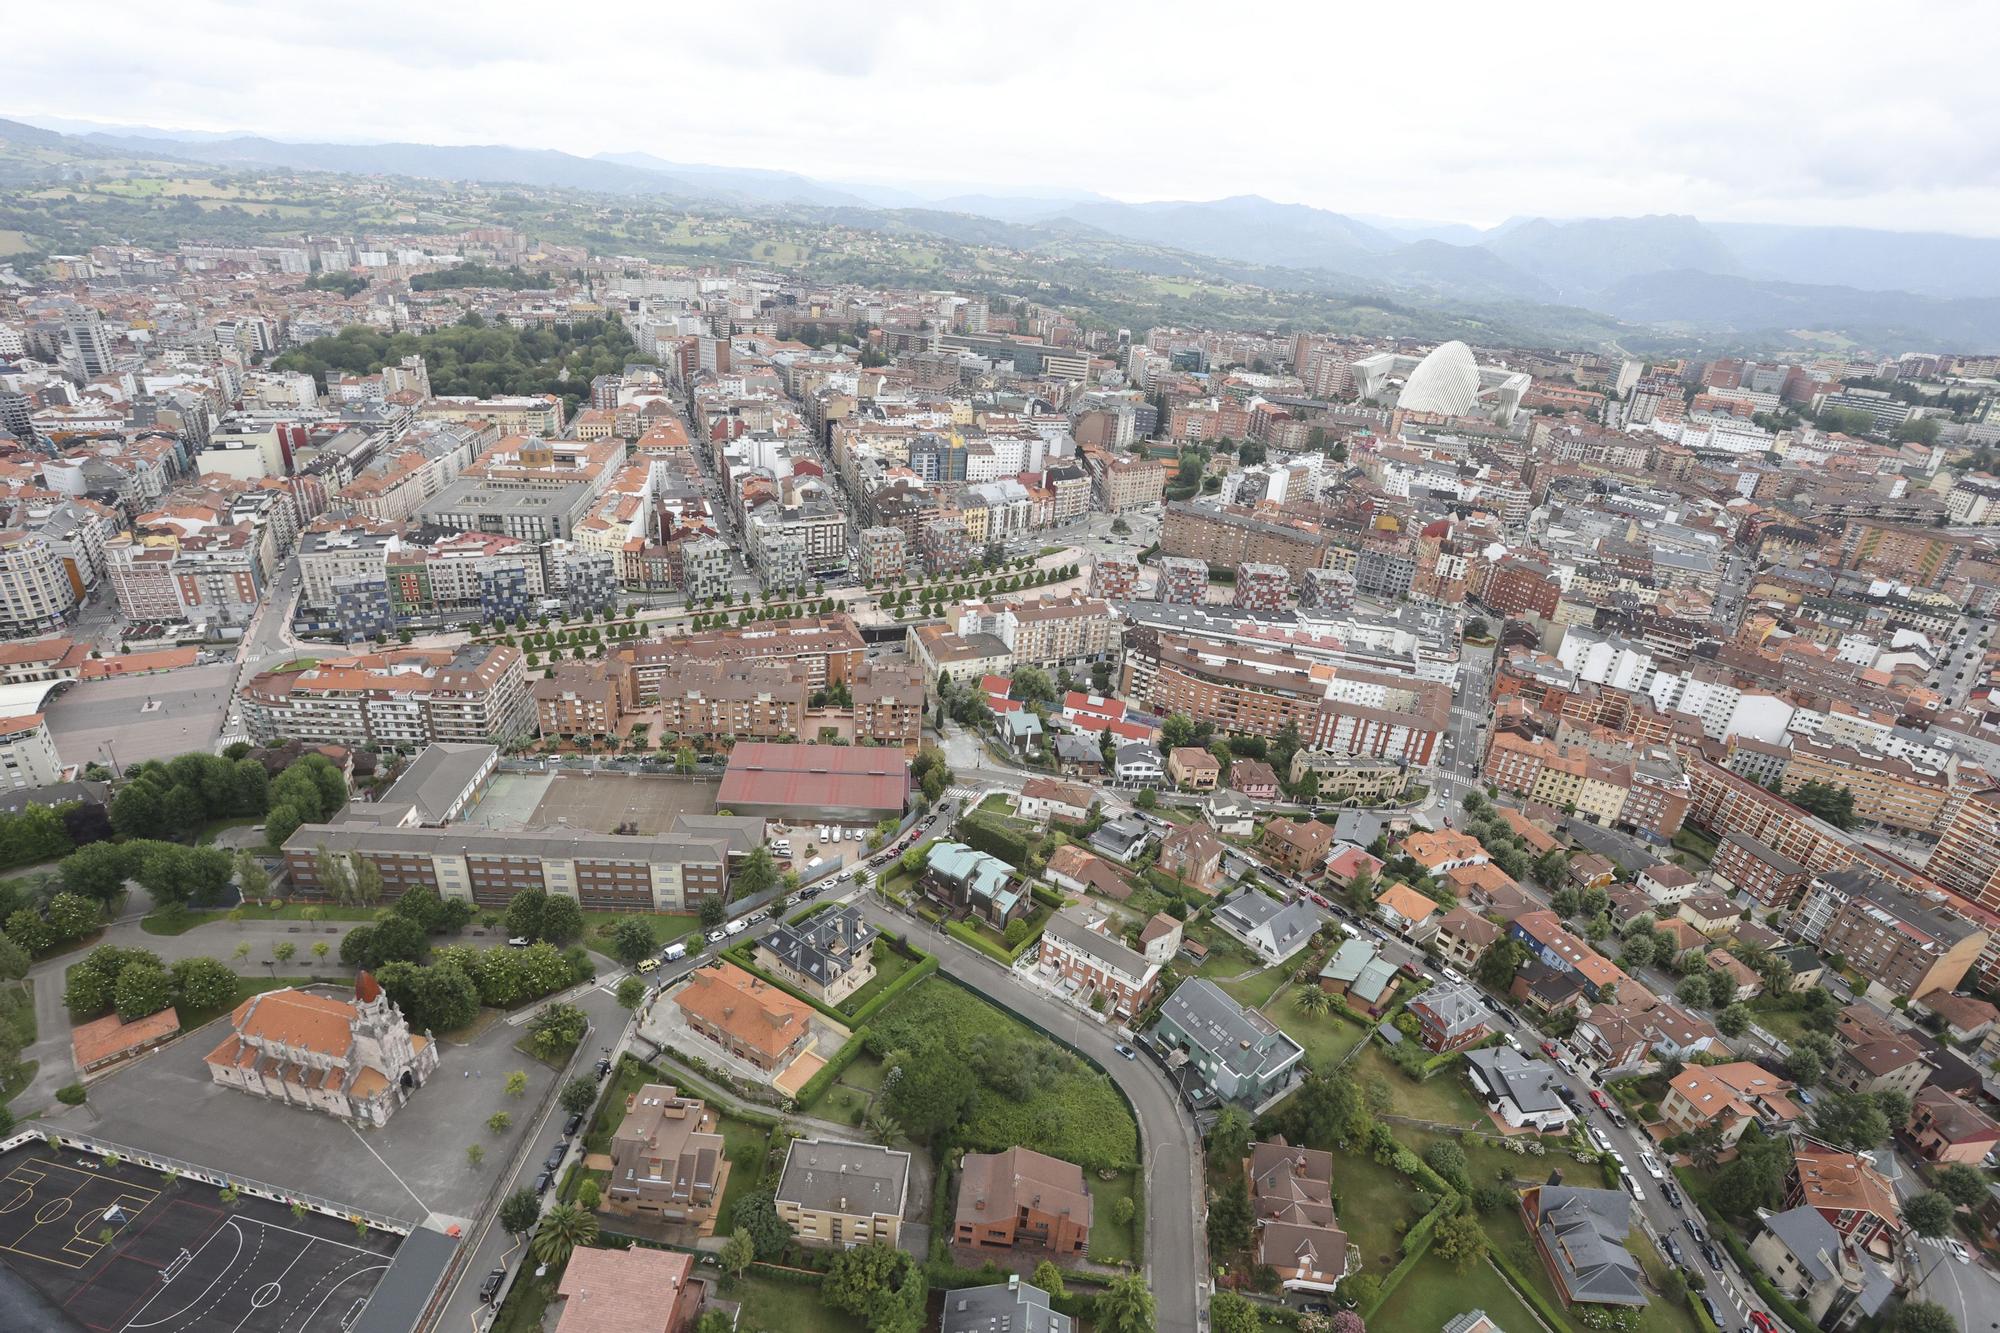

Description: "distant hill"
1059 195 1400 274
1593 269 2000 348
1708 221 2000 301
1481 214 1742 295
594 151 870 207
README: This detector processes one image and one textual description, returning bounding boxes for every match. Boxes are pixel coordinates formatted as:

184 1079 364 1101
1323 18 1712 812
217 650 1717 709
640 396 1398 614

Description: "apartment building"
774 1138 911 1249
1779 736 1957 835
617 615 865 698
1091 454 1166 512
1160 501 1334 583
1658 1062 1799 1146
1089 553 1141 600
1798 867 1989 1002
951 595 1122 673
856 526 908 583
1926 788 2000 912
1708 832 1811 910
0 530 79 638
0 714 64 788
604 1083 726 1224
242 645 533 748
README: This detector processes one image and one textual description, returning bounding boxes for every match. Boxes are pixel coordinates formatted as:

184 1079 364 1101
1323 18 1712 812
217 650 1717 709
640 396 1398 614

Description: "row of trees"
64 945 240 1024
369 942 593 1031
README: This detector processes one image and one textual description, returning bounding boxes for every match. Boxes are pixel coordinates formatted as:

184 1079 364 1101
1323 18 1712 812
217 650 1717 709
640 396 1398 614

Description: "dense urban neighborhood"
1 90 2000 1333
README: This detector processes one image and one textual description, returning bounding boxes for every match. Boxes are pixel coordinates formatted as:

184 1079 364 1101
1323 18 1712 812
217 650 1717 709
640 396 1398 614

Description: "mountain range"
13 114 2000 349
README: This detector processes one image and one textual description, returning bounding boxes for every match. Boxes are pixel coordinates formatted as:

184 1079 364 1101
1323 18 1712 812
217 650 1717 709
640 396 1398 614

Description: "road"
1908 1235 2000 1333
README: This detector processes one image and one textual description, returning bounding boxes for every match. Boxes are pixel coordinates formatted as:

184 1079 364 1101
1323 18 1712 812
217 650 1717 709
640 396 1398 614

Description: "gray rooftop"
1413 981 1491 1039
1213 887 1320 960
287 818 735 866
1043 907 1151 979
374 743 496 824
1466 1046 1567 1115
1760 1205 1842 1285
1532 1186 1645 1306
349 1225 458 1333
940 1281 1073 1333
760 905 875 988
1155 978 1305 1083
775 1137 911 1218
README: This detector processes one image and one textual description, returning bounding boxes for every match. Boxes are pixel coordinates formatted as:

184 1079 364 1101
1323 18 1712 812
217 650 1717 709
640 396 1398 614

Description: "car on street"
563 1112 584 1138
1640 1151 1666 1180
594 1058 611 1080
1663 1237 1684 1266
480 1269 505 1304
1703 1243 1725 1270
1700 1295 1728 1327
1751 1313 1779 1333
1556 1056 1578 1076
534 1169 554 1196
637 958 658 973
544 1144 566 1172
705 929 726 945
1541 1040 1561 1058
1590 1127 1614 1152
1662 1180 1682 1208
1114 1044 1137 1060
508 936 531 948
1589 1089 1612 1111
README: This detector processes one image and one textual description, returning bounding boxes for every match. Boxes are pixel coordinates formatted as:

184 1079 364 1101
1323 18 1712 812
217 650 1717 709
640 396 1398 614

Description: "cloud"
14 0 2000 235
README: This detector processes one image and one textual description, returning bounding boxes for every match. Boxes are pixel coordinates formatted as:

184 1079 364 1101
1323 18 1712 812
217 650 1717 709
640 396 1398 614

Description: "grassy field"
1216 962 1294 1011
834 946 914 1017
1328 1145 1431 1273
870 977 1138 1170
580 910 699 951
0 980 34 1051
1088 1168 1139 1265
1746 996 1825 1046
1276 991 1369 1070
714 1112 779 1233
142 902 385 935
1375 1251 1546 1333
1347 1044 1488 1127
489 1265 558 1333
727 1272 862 1333
0 229 34 256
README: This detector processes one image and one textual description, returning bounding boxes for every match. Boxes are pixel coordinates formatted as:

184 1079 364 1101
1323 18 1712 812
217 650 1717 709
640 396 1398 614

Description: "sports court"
0 1146 398 1333
528 770 719 833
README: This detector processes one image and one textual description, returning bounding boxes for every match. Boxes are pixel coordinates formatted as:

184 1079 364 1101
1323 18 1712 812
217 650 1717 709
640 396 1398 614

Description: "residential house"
1247 1138 1349 1295
552 1245 704 1333
1565 853 1617 890
1748 1207 1892 1332
1213 887 1321 966
754 905 876 1007
922 841 1028 927
939 1281 1072 1333
1325 843 1385 887
1510 956 1588 1017
1636 862 1697 905
603 1084 727 1225
1045 844 1132 901
1401 829 1489 876
1434 907 1503 971
1318 939 1402 1017
1034 906 1161 1021
1659 1062 1799 1147
1229 759 1281 801
1915 991 1999 1044
1447 861 1519 904
1831 1038 1931 1099
1087 814 1152 865
1465 1047 1575 1132
1114 741 1165 784
1509 911 1627 1000
1000 708 1044 756
774 1137 912 1249
1157 819 1227 893
1203 789 1257 837
1777 946 1826 992
1409 982 1493 1054
1375 881 1441 942
1053 733 1105 777
1017 777 1093 825
671 964 816 1080
1704 948 1764 1002
1678 894 1744 936
1261 817 1335 880
1149 978 1305 1106
1905 1084 2000 1165
1785 1139 1902 1255
1168 747 1221 791
1519 1185 1647 1308
953 1147 1092 1255
1139 912 1184 965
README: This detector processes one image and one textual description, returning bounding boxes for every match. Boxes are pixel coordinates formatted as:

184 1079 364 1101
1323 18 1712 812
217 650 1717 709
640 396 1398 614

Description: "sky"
15 0 2000 236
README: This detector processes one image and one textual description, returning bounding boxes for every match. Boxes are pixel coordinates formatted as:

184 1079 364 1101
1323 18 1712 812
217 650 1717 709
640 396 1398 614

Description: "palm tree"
531 1204 597 1267
865 1108 902 1143
1294 986 1334 1018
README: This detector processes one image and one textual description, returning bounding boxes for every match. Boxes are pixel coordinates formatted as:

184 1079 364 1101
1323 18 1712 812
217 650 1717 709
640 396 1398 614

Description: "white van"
662 941 687 962
724 917 748 937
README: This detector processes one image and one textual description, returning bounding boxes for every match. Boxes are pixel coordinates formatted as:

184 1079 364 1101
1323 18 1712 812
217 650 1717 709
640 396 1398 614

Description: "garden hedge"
792 1027 870 1111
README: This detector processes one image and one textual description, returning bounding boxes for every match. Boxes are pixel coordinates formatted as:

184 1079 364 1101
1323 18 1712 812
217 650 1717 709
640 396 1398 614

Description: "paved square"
42 664 238 767
0 1145 397 1333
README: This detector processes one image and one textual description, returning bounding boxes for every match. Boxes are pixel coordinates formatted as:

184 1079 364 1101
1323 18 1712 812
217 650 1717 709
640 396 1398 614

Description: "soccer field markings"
0 1160 159 1270
122 1214 384 1333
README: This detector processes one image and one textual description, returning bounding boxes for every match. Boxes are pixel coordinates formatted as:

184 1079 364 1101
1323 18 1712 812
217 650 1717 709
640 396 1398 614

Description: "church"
203 972 439 1126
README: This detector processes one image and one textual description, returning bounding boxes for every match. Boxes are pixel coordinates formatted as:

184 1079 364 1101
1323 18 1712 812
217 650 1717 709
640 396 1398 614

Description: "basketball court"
0 1147 398 1333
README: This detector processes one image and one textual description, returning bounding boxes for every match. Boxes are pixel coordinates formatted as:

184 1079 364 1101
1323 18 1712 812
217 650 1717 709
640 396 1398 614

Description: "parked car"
1662 1180 1682 1208
1663 1237 1684 1266
563 1112 584 1138
1589 1089 1612 1111
534 1170 554 1196
1590 1127 1614 1152
1541 1040 1561 1058
1556 1056 1578 1076
480 1269 505 1304
1640 1152 1666 1180
705 929 727 945
1751 1314 1779 1333
508 936 531 948
1700 1295 1728 1328
594 1058 611 1080
1703 1243 1725 1271
544 1144 566 1172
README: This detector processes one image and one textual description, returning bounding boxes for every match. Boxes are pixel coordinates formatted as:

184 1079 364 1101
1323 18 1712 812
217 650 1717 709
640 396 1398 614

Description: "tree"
1207 1171 1252 1252
1434 1209 1490 1273
466 1143 485 1168
45 891 101 942
697 897 727 929
1933 1163 1988 1209
1811 1092 1892 1150
719 1228 755 1279
1476 938 1528 992
234 850 269 905
615 975 646 1010
61 842 134 903
1788 779 1859 830
885 1048 972 1139
1677 970 1718 1009
1905 1192 1953 1238
735 846 777 898
487 1111 512 1134
731 1189 793 1260
1160 713 1196 751
170 956 238 1012
110 784 165 840
1715 1003 1751 1038
272 941 296 966
528 1002 587 1058
1030 1260 1066 1299
537 895 584 943
1096 1274 1157 1333
824 1241 914 1318
1209 1292 1258 1333
504 889 548 942
1895 1303 1956 1333
608 918 655 965
504 1070 529 1098
1209 1104 1252 1165
531 1204 597 1267
559 1076 597 1117
1424 1140 1470 1191
113 962 174 1022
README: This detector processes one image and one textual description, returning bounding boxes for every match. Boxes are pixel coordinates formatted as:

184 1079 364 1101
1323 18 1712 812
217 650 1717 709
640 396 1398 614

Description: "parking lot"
42 663 238 768
0 1143 399 1333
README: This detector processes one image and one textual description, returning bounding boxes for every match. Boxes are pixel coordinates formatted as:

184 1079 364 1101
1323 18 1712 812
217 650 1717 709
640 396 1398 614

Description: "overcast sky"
16 0 2000 236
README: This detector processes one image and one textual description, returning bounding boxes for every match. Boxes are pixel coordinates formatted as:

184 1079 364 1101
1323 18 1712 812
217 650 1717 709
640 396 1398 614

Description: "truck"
662 941 687 962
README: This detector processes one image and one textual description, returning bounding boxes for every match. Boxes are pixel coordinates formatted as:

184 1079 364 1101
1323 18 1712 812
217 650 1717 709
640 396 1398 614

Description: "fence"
3 1129 413 1234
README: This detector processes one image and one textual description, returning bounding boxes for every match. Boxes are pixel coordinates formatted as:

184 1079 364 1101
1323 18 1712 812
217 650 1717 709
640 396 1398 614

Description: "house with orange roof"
1785 1139 1902 1255
1399 829 1489 875
1659 1061 1798 1146
1509 910 1628 1000
1375 882 1440 941
669 962 818 1081
1497 808 1561 856
72 1006 180 1075
202 974 439 1126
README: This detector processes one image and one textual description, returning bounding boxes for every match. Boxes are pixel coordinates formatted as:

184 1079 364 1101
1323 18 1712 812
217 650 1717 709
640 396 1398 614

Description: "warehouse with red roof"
716 741 911 822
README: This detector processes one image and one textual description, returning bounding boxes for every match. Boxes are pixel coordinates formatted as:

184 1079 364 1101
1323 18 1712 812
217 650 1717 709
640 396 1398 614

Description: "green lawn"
1374 1252 1545 1333
714 1113 778 1233
976 793 1016 817
1088 1168 1139 1265
581 910 698 951
0 1059 38 1108
142 902 386 935
1273 991 1369 1070
1327 1146 1430 1272
489 1265 558 1333
1217 962 1294 1011
196 816 262 845
583 1055 654 1155
0 980 34 1050
727 1272 862 1333
834 946 914 1017
1346 1044 1488 1127
1746 996 1826 1046
870 977 1138 1170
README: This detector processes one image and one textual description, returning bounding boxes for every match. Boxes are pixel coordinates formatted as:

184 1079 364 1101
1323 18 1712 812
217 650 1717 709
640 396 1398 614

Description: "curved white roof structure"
1398 341 1482 417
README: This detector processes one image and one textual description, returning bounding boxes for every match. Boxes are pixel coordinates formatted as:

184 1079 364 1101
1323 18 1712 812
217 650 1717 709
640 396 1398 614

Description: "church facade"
203 973 439 1126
